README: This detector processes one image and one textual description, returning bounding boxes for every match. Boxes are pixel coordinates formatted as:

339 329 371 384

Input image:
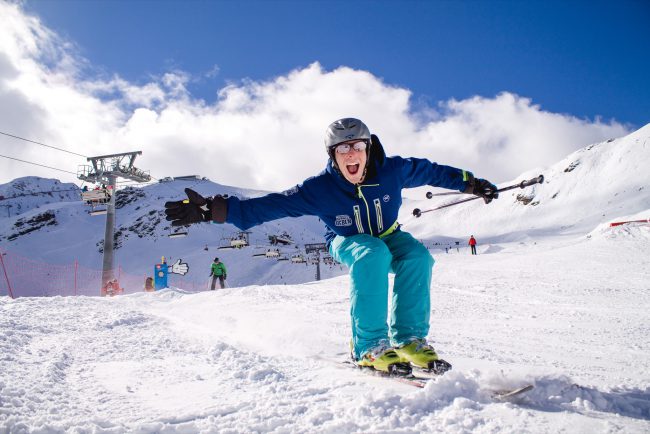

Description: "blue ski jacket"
224 140 471 246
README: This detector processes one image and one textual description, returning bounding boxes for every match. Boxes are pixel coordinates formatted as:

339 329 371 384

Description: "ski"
491 384 534 400
335 359 534 399
343 362 431 388
339 359 446 388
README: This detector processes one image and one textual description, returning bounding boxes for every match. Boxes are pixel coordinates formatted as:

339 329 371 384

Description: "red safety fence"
609 219 649 227
0 248 209 298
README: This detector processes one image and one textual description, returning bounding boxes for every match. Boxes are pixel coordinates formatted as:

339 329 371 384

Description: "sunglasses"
331 140 369 154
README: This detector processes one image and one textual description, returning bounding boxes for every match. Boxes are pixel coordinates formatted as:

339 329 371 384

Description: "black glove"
164 188 229 226
223 274 227 279
464 173 499 204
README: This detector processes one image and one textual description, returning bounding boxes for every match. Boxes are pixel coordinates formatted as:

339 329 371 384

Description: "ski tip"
492 384 534 400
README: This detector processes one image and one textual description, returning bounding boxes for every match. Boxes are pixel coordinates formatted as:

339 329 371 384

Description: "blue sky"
25 0 649 126
0 1 645 189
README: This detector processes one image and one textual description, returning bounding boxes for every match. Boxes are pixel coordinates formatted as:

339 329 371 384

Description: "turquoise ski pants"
329 230 435 359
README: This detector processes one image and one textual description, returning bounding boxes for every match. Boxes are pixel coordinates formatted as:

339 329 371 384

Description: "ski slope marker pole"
0 250 15 299
413 174 544 218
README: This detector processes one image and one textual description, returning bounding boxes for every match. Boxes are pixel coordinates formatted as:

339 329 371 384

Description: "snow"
1 126 649 432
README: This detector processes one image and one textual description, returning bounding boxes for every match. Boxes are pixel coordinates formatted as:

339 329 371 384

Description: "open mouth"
346 163 360 175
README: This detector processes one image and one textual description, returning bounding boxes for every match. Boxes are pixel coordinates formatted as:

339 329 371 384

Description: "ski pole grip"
519 174 544 188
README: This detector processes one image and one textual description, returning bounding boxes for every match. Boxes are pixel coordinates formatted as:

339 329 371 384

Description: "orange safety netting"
0 249 209 298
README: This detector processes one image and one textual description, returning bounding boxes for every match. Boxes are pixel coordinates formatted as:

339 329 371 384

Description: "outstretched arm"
226 188 318 230
394 156 498 203
164 185 319 230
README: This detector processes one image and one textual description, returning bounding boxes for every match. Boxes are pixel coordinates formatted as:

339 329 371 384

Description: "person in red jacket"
469 235 477 255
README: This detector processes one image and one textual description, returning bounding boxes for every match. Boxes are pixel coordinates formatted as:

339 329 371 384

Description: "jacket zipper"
353 205 363 233
356 184 379 236
373 198 383 233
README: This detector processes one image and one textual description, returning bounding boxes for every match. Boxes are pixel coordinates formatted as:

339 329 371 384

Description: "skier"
164 118 498 373
469 235 478 255
209 257 227 290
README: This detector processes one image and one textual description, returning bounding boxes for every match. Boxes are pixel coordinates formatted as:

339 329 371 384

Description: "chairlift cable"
0 131 87 158
0 153 77 175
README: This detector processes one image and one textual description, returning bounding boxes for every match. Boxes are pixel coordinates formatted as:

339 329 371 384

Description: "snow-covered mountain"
0 124 648 290
406 123 650 242
0 177 346 290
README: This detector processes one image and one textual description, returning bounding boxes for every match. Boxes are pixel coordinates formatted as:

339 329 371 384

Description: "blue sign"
154 262 168 290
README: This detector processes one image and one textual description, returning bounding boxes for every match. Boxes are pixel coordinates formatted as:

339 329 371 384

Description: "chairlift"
265 249 280 258
168 229 188 238
218 231 251 249
81 188 110 216
168 225 189 239
89 208 107 216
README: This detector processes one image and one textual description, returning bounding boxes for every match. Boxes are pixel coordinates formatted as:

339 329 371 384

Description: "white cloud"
0 2 631 195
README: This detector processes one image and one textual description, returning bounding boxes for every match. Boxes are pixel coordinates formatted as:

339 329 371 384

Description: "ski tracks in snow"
1 231 650 433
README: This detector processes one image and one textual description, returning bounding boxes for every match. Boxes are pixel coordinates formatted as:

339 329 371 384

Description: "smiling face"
333 140 368 185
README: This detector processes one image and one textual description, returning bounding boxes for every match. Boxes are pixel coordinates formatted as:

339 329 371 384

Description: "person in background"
210 257 227 290
165 118 498 374
102 279 124 297
144 276 155 292
469 235 478 255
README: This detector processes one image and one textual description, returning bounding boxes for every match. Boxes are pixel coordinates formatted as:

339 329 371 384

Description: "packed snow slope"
1 221 649 433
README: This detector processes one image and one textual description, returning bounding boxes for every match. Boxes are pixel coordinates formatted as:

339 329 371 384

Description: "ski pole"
425 191 463 198
412 174 544 218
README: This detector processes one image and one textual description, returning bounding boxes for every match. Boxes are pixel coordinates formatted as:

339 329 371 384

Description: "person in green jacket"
210 257 227 290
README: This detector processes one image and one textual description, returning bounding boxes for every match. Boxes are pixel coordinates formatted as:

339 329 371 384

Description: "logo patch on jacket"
383 195 390 202
335 215 353 227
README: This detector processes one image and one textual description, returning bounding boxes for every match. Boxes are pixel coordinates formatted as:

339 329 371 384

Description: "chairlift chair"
168 228 188 238
81 188 110 216
167 222 189 238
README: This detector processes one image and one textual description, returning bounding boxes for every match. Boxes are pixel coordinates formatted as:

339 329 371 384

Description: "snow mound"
587 209 650 241
524 375 650 420
480 244 504 254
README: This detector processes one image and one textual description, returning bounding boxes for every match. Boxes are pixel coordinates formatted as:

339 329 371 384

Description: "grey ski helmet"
324 118 371 154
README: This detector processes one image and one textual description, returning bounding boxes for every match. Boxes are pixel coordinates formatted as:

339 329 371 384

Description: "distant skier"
165 118 498 374
209 257 227 290
469 235 477 255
